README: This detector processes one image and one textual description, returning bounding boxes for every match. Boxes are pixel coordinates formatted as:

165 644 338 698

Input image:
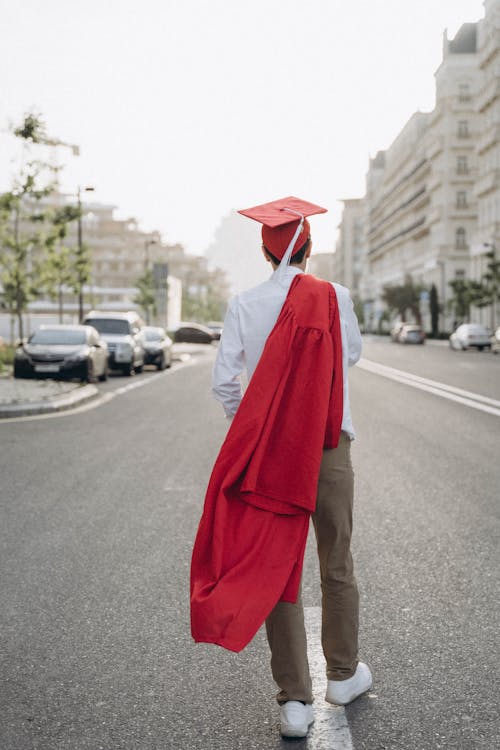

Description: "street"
1 339 499 750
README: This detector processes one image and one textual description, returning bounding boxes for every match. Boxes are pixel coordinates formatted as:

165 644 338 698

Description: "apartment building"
351 21 484 332
472 0 500 328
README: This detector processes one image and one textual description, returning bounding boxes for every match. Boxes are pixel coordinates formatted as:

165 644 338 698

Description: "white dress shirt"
212 265 362 439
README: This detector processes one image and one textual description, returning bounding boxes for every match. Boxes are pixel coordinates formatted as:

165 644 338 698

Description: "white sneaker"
280 701 314 738
325 662 373 705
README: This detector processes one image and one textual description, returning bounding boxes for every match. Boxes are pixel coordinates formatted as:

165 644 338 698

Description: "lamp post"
76 185 95 321
144 237 157 271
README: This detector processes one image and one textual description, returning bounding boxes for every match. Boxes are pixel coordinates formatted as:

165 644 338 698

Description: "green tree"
479 250 500 328
382 275 425 325
0 113 55 340
429 283 440 337
134 269 157 324
41 205 81 322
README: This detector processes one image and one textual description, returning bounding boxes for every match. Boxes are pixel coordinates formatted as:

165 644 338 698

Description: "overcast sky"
0 0 486 257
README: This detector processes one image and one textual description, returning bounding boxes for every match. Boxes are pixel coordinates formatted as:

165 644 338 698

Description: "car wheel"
13 363 31 378
84 361 96 383
98 363 109 382
157 354 165 371
135 363 144 374
123 363 134 376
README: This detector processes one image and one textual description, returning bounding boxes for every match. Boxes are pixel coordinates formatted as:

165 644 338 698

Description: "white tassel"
274 208 304 282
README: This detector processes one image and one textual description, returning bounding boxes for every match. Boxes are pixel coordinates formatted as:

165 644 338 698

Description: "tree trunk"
58 285 63 323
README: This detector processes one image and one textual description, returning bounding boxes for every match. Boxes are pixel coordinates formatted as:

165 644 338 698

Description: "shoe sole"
281 720 314 738
325 678 373 706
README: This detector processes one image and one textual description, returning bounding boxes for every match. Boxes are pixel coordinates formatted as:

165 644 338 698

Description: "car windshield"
29 329 86 345
144 329 163 341
86 318 130 335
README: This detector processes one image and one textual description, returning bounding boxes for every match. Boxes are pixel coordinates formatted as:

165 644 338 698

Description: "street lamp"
144 237 158 271
76 185 95 322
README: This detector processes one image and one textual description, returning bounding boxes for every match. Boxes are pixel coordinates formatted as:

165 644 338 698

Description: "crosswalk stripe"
305 607 354 749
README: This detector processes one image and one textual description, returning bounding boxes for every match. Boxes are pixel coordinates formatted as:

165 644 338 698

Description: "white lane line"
357 358 500 418
0 358 197 425
305 606 354 750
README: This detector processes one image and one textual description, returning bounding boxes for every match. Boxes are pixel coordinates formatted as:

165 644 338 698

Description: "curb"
0 383 99 418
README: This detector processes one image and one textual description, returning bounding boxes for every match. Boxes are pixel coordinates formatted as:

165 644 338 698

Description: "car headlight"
118 342 133 353
66 348 90 362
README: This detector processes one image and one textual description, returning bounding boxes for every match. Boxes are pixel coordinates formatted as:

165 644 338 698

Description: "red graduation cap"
238 196 327 260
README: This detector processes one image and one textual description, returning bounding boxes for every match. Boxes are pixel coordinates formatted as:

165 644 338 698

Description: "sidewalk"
0 377 98 418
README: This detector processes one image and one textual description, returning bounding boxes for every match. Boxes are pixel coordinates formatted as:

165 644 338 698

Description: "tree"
479 249 500 329
134 269 157 324
38 205 82 322
447 278 484 324
429 283 440 337
381 275 425 325
0 113 55 340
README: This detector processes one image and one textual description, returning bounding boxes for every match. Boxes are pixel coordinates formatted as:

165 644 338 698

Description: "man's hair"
264 236 311 267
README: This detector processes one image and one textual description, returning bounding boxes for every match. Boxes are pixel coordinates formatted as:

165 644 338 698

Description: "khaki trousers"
265 432 359 704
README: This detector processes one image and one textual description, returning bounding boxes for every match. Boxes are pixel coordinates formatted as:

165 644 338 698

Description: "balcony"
476 123 500 155
476 77 500 112
478 28 500 69
474 168 500 197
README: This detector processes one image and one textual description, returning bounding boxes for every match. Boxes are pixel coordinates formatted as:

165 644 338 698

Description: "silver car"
14 325 109 382
83 311 145 375
142 326 173 370
449 323 491 351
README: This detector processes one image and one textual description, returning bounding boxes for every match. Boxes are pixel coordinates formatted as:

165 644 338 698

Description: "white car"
449 323 491 351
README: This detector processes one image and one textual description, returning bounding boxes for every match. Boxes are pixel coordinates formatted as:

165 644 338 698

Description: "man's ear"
262 245 272 263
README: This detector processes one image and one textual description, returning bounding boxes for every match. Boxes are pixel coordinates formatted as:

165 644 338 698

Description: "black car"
174 322 215 344
143 326 173 369
14 325 109 382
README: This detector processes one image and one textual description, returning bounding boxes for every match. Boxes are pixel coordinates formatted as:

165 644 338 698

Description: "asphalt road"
1 338 498 750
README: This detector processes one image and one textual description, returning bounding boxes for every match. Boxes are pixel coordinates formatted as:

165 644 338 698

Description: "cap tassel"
275 208 304 281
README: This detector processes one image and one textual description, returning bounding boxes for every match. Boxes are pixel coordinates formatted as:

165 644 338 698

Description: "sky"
0 0 487 259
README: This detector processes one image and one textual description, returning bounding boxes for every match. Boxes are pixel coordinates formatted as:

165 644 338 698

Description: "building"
352 20 486 333
332 199 365 300
471 0 500 329
0 191 230 338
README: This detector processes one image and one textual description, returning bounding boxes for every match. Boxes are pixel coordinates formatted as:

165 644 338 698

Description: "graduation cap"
238 197 327 269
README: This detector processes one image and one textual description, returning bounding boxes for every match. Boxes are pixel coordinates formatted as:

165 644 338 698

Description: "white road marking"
357 358 500 418
0 358 197 425
305 606 354 750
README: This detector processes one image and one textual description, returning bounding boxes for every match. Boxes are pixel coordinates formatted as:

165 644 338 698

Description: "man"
210 197 372 739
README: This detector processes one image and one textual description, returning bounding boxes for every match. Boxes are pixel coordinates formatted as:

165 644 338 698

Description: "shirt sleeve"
212 297 245 417
334 284 363 367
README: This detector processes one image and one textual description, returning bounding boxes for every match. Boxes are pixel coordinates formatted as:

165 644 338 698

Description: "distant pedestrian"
191 197 372 739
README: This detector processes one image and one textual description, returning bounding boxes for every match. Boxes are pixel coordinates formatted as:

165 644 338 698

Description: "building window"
458 84 470 102
456 191 467 208
455 269 466 279
455 227 467 249
457 156 468 175
457 121 469 138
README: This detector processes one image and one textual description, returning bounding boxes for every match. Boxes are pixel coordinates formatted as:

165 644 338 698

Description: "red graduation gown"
190 273 343 652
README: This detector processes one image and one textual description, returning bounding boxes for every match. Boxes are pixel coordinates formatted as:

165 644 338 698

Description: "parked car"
398 324 425 344
174 322 215 344
449 323 491 351
142 326 173 369
14 325 108 382
390 322 406 342
82 311 145 375
206 321 224 341
490 326 500 354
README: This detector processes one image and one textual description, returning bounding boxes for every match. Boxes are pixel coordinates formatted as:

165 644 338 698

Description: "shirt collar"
270 265 304 285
